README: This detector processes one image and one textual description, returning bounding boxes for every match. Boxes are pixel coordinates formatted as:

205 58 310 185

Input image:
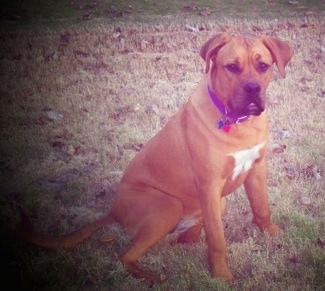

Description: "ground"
0 1 324 290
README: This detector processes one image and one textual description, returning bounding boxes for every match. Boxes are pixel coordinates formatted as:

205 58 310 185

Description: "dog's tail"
20 210 115 249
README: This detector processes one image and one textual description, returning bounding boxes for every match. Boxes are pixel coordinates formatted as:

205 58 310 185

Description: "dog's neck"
207 86 249 132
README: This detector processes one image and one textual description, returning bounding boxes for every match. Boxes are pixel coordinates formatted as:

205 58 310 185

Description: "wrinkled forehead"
217 37 273 64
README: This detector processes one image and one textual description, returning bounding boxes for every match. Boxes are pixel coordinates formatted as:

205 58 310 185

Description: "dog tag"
218 119 231 132
223 124 231 132
218 120 225 129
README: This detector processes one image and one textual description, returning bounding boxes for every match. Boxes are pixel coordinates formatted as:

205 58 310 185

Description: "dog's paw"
213 268 234 282
211 261 234 282
253 218 283 236
124 262 161 287
264 223 283 236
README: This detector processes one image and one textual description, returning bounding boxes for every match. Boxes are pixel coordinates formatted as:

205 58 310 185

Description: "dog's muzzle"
241 82 265 116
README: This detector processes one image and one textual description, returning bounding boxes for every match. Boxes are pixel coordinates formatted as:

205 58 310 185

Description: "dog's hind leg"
174 197 226 244
115 190 183 286
175 223 204 244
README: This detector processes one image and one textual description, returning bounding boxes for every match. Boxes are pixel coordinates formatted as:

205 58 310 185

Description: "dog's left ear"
200 33 231 74
261 36 293 78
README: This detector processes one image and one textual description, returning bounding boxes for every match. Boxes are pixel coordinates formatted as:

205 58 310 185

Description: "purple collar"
208 86 249 132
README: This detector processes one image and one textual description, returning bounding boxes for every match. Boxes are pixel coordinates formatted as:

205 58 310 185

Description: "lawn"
0 1 324 290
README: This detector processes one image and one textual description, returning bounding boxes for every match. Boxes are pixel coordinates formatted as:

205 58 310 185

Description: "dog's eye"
225 64 240 74
258 62 270 72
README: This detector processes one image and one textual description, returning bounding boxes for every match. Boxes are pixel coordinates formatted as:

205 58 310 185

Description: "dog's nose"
244 82 261 96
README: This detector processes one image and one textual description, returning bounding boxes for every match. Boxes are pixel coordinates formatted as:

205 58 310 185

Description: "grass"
1 0 324 30
0 1 324 290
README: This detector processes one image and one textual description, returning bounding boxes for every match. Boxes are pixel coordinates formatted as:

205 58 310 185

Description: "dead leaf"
113 31 121 39
82 12 93 20
66 145 75 156
146 104 159 115
241 210 250 216
79 3 98 10
271 144 287 154
304 59 314 66
275 244 283 250
75 147 98 156
33 116 46 125
301 23 315 28
200 7 211 17
108 6 123 18
80 61 111 74
252 25 263 32
185 24 200 32
299 77 313 84
317 238 325 248
301 12 315 17
220 25 230 32
121 87 136 95
132 144 144 152
287 255 301 265
165 69 182 81
44 108 64 121
96 190 106 199
301 164 322 180
321 87 325 96
159 264 167 282
74 146 82 155
113 104 139 119
299 195 311 206
120 49 131 54
284 166 297 180
159 273 167 282
296 6 308 9
123 143 144 152
73 50 89 58
87 189 106 209
44 51 59 61
267 98 279 106
59 32 71 46
34 171 79 188
100 235 115 243
183 5 199 11
299 86 310 93
140 39 149 50
51 141 65 149
272 129 293 138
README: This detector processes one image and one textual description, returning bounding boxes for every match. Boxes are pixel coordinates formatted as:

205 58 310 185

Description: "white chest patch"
229 142 266 180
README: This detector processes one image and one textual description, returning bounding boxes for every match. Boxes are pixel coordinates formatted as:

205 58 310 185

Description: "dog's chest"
228 142 265 180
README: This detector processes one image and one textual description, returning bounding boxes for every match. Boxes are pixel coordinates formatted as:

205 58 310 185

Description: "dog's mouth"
246 102 265 116
232 101 265 116
227 87 266 117
231 100 265 117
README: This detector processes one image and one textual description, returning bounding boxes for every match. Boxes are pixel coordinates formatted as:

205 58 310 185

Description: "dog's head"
201 33 293 117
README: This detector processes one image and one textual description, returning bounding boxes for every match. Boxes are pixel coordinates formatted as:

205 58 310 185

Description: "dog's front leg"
244 158 281 235
198 182 234 281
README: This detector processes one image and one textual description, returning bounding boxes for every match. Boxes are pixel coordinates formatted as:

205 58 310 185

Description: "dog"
21 32 293 285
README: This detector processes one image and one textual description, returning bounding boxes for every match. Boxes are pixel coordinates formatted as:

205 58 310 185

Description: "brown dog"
21 33 293 284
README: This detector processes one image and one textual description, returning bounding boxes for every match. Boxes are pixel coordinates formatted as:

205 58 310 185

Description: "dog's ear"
200 33 231 74
261 36 293 78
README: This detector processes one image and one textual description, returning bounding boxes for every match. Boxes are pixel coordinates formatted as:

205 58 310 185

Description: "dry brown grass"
0 17 324 290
